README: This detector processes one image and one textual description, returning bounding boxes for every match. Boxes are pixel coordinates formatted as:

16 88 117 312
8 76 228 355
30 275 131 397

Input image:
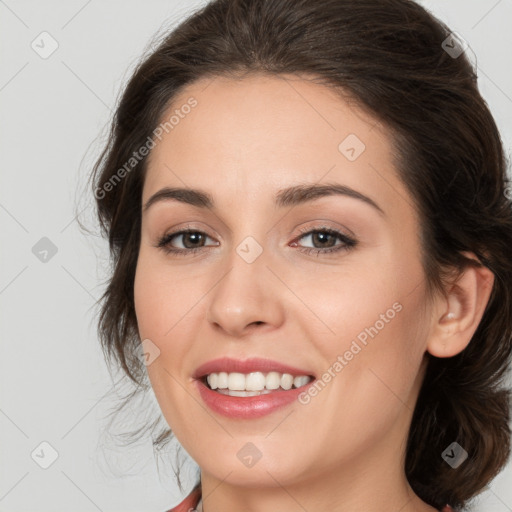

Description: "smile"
194 357 316 418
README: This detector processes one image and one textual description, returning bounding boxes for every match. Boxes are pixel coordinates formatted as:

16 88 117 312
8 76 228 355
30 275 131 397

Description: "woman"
89 0 512 510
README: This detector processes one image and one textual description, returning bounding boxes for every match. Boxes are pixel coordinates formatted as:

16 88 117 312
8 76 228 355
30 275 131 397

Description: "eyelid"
294 223 354 239
293 220 356 239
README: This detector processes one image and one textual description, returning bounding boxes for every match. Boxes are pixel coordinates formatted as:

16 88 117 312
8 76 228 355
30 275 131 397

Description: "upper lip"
193 357 315 379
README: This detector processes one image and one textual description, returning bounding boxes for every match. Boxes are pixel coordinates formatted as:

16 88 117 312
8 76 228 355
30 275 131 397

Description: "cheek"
133 251 208 420
298 254 428 399
133 250 198 339
291 261 401 345
296 299 427 468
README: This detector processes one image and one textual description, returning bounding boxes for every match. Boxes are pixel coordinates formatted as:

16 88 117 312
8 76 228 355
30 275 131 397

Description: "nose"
206 247 286 338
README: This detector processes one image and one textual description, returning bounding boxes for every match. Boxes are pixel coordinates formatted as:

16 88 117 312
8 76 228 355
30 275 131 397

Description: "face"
134 73 434 490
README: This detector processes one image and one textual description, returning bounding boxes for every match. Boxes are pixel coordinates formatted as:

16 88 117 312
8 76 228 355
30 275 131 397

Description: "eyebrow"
142 182 385 216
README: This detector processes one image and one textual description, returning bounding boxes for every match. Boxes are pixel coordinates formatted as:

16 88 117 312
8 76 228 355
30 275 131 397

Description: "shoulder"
165 485 201 512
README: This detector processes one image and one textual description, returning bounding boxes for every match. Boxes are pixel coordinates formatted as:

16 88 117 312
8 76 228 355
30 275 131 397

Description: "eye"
291 226 357 256
155 225 357 257
156 229 218 256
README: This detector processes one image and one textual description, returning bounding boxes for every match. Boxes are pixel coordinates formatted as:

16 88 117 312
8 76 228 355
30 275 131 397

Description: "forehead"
142 73 411 217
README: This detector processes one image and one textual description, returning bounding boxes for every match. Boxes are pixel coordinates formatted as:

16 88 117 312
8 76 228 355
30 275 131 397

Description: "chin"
196 447 310 488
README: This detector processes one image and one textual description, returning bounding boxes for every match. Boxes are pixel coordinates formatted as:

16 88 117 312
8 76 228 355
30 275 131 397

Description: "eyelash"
155 225 357 257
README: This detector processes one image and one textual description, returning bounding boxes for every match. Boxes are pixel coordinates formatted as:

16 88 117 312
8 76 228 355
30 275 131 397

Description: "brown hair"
86 0 512 509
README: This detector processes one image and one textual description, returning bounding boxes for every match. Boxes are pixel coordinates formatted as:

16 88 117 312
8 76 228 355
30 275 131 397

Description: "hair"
85 0 512 509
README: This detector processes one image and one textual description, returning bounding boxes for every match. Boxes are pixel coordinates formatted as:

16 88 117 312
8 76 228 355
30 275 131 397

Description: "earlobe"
426 252 495 358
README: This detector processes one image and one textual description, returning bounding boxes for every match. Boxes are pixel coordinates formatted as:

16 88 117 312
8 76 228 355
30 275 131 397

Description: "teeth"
293 375 310 388
246 371 266 391
208 373 218 389
217 372 228 389
228 372 246 391
205 371 312 392
216 389 273 397
281 373 294 390
266 371 281 390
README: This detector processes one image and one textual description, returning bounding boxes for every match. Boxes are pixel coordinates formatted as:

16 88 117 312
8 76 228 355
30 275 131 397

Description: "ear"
427 251 495 358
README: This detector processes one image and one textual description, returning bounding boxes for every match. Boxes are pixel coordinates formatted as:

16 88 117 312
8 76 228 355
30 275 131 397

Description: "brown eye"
303 231 338 249
156 229 219 256
292 227 357 256
174 231 207 249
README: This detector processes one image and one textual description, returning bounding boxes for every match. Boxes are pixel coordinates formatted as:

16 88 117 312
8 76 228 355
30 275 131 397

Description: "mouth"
193 357 316 418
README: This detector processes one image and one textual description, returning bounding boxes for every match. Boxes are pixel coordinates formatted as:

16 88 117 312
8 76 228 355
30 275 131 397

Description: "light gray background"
1 1 511 511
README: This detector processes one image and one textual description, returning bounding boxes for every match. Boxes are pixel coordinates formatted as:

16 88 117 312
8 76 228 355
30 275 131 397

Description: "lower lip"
195 379 312 419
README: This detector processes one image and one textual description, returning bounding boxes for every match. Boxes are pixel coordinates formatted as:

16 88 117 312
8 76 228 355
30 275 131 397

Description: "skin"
133 73 494 512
